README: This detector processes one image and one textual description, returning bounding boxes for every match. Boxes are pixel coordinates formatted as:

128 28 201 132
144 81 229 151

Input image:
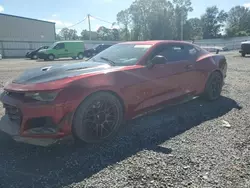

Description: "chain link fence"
1 36 249 58
191 36 250 51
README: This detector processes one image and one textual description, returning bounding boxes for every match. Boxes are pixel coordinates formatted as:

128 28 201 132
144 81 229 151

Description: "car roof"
119 40 193 45
241 41 250 44
56 41 84 43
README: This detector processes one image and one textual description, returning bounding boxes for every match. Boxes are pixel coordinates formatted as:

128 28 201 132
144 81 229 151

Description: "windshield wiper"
100 57 116 66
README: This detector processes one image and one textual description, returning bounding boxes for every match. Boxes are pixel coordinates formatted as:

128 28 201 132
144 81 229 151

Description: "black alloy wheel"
72 92 123 143
203 72 223 101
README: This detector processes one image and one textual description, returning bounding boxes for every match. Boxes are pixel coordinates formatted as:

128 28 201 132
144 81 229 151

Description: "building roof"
0 13 55 24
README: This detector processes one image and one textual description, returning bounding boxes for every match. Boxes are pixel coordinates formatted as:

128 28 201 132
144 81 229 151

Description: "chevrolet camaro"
0 40 227 146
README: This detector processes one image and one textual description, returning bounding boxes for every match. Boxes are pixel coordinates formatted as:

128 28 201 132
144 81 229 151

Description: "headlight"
25 91 59 102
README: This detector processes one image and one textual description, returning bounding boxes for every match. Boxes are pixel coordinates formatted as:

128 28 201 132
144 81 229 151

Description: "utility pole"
180 10 183 41
163 8 166 39
88 14 92 41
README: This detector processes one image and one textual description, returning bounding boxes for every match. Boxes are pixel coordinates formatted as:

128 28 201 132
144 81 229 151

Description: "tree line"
56 27 120 41
57 0 250 41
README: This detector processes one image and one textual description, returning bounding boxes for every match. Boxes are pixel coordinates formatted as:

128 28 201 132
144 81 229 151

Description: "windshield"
89 43 152 66
91 44 100 49
48 42 58 49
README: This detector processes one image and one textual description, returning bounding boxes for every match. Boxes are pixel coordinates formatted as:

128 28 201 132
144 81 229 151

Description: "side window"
54 43 65 49
96 45 102 50
186 45 198 61
160 44 199 62
157 45 188 62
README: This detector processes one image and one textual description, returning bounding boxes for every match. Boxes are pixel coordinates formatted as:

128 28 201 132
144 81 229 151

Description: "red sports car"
0 41 227 146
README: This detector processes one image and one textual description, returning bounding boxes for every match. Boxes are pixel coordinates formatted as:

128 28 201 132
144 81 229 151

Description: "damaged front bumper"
0 91 75 146
0 115 72 146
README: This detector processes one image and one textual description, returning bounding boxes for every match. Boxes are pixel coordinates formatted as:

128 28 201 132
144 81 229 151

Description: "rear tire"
78 53 84 60
72 92 124 144
241 53 246 57
202 72 223 101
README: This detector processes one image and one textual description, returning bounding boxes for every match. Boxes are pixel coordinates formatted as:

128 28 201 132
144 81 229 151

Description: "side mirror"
148 55 167 68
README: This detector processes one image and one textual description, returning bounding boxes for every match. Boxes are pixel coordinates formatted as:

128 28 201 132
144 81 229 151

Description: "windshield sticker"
134 45 152 48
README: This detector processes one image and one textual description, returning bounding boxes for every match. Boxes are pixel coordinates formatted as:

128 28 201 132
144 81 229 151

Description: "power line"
68 16 87 28
90 15 114 25
57 16 87 29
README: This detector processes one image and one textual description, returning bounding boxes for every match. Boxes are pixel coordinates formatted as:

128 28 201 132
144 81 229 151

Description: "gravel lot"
0 53 249 188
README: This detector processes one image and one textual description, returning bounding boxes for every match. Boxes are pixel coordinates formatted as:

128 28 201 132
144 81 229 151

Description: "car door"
54 43 67 58
158 43 201 96
181 44 205 94
130 43 199 112
65 43 75 57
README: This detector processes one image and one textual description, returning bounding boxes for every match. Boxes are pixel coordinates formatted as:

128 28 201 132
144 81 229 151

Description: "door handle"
185 64 193 70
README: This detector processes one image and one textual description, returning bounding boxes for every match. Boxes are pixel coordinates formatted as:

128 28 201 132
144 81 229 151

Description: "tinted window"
193 44 209 56
156 44 198 62
156 45 187 62
54 43 65 49
103 45 111 48
186 45 198 60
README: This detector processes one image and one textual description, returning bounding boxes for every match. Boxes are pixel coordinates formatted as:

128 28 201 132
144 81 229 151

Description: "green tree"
112 28 120 40
55 34 62 41
129 0 152 40
172 0 193 40
128 0 177 40
147 0 175 40
81 29 90 40
97 26 111 40
117 9 131 40
225 6 250 37
117 0 194 41
97 26 119 40
59 28 78 40
184 18 202 40
68 29 78 40
59 28 70 40
201 6 228 39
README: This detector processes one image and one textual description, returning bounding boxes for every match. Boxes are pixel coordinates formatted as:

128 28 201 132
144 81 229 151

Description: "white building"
0 13 55 57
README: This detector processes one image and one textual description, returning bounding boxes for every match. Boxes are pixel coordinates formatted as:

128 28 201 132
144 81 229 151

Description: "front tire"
78 53 84 60
32 54 38 59
48 54 55 61
72 92 124 144
241 53 246 57
203 72 223 101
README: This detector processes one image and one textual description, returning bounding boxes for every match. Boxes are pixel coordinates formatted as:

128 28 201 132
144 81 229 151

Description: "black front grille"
6 91 25 99
3 104 22 125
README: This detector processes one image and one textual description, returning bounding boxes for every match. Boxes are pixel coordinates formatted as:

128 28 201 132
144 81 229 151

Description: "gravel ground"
0 53 249 188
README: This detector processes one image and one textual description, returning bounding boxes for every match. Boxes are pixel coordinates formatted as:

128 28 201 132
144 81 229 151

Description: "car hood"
12 61 117 84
